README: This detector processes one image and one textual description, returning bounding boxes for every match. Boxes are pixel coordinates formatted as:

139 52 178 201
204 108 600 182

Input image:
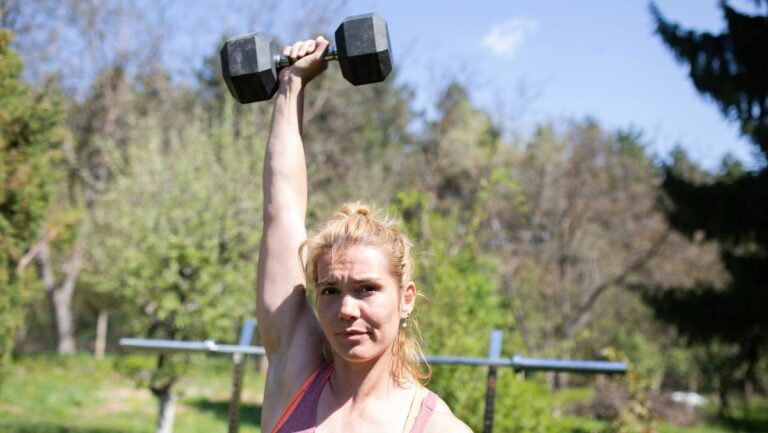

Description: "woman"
257 35 472 433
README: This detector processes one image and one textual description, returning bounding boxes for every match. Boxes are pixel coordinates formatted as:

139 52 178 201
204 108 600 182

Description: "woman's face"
315 244 415 365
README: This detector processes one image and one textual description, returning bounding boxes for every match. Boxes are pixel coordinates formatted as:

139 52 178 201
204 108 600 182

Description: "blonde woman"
257 35 472 433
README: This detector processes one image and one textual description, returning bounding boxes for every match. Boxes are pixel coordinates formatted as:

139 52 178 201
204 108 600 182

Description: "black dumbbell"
220 13 392 104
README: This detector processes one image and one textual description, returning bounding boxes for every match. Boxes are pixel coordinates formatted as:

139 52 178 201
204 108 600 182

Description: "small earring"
401 313 411 328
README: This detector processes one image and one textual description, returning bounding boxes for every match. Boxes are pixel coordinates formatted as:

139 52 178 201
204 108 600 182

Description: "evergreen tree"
644 1 768 405
0 30 62 382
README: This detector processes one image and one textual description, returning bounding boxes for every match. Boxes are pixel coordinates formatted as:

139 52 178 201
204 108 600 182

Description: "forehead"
316 244 390 280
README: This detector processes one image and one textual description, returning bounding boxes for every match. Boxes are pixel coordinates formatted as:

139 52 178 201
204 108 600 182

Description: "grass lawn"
1 355 766 433
0 355 265 433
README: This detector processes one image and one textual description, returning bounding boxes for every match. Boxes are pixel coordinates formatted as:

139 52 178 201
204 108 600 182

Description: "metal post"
228 320 255 433
482 330 503 433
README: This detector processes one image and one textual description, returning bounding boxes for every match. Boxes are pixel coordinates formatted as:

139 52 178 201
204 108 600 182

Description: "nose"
338 294 360 320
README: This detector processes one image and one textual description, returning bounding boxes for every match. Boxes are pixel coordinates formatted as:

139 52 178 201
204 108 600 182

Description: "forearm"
263 77 307 220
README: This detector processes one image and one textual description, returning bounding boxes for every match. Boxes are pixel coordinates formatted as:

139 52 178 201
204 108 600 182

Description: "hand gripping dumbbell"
220 13 392 104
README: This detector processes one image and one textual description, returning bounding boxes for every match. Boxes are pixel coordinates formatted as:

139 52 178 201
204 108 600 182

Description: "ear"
400 281 416 319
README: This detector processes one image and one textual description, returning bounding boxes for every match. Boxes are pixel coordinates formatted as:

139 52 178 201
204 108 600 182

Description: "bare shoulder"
425 396 474 433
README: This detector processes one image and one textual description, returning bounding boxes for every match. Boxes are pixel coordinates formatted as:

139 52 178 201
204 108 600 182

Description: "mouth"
337 329 369 340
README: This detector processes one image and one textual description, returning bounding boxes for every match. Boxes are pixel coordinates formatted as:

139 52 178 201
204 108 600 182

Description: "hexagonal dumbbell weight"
221 13 392 104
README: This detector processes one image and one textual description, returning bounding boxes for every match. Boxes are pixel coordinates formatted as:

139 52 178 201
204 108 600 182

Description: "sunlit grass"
0 355 265 433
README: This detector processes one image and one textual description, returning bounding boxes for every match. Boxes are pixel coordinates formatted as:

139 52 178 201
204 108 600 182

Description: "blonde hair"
300 202 431 385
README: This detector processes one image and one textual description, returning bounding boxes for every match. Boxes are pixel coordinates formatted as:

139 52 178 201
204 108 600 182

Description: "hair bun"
340 202 371 218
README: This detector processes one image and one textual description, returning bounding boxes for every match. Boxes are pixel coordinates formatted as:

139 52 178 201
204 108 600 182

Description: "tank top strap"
273 363 333 433
408 390 438 433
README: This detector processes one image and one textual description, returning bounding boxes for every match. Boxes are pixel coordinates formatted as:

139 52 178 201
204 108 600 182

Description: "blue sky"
165 0 762 170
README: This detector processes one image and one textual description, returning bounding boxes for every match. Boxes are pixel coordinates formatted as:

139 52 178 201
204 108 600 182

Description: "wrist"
280 74 305 91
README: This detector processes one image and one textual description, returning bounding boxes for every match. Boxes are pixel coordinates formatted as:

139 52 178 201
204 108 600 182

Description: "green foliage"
390 188 533 432
609 330 663 379
0 30 63 383
603 348 659 433
495 373 562 433
84 98 264 390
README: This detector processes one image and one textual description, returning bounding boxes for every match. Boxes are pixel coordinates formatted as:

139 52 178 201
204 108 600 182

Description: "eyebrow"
316 276 384 287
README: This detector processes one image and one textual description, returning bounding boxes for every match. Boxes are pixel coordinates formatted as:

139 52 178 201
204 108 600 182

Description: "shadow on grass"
185 398 263 428
717 415 768 433
0 423 136 433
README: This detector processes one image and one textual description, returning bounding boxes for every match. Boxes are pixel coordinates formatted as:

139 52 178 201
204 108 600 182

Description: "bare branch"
564 228 671 337
16 227 62 275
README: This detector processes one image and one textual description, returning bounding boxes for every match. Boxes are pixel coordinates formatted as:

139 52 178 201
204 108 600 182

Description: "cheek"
367 296 401 327
316 298 336 323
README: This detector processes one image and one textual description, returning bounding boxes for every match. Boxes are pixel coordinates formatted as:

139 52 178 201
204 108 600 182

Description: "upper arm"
257 223 325 432
256 211 321 356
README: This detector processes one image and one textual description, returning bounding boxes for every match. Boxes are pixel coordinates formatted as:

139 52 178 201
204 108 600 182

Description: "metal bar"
510 355 627 374
119 339 625 373
274 47 339 68
119 338 265 355
423 355 516 367
120 327 626 433
482 330 503 433
423 354 626 373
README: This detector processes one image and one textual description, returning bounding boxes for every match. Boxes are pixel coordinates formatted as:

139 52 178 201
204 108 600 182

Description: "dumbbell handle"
273 47 339 69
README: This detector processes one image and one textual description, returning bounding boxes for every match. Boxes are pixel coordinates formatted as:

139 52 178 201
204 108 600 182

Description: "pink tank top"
273 364 438 433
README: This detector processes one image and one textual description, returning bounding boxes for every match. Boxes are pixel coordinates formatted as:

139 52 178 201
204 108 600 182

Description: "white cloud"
482 18 538 58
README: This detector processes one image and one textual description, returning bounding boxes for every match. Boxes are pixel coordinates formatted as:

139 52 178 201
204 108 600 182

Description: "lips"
338 329 369 339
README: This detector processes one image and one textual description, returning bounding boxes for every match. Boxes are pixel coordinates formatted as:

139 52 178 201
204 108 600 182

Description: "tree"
85 97 263 433
0 30 62 381
644 1 768 408
3 0 172 355
475 120 723 396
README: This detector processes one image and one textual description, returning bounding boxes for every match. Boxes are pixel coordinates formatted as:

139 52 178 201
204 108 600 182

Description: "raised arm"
256 37 329 358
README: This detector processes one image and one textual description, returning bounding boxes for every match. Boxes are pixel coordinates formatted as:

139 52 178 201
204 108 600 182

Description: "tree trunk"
37 241 82 354
688 370 699 393
153 385 178 433
51 286 76 353
717 373 730 417
94 310 108 359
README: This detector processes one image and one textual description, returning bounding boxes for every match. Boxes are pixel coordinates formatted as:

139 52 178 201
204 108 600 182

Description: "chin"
332 342 389 365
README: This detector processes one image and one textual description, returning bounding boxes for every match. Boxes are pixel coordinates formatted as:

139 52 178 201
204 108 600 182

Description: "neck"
328 350 405 403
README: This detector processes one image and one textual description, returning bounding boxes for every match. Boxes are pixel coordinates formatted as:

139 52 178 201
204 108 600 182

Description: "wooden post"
228 320 255 433
95 310 108 359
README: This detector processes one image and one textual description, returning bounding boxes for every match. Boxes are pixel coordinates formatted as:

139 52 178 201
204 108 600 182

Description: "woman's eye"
360 285 377 293
320 287 339 296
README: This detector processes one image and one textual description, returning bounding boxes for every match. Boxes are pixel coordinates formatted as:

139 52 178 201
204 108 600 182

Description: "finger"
304 40 316 55
290 41 303 58
298 40 313 57
283 46 291 57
